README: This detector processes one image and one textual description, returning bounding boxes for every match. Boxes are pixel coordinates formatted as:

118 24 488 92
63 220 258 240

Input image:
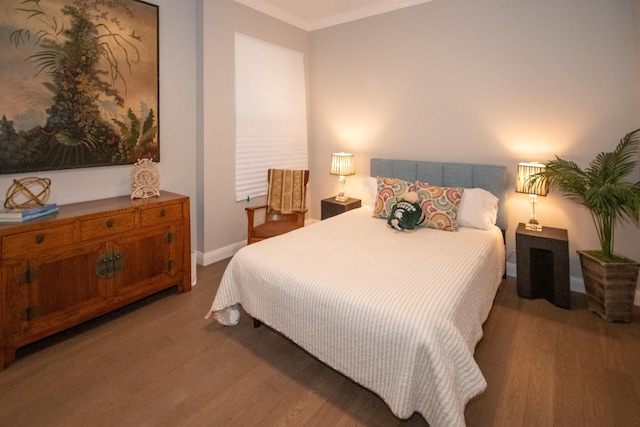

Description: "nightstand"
516 223 570 308
321 197 361 220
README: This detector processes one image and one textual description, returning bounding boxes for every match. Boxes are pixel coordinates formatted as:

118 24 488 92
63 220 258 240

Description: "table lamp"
516 161 548 231
330 153 355 202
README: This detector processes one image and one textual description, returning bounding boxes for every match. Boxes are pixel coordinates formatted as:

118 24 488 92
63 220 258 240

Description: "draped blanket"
267 169 306 214
207 208 504 426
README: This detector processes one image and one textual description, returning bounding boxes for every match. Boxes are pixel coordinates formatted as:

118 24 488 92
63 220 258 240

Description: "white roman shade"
234 33 309 202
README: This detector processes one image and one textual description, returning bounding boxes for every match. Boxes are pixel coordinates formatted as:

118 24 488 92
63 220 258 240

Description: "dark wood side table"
516 223 570 308
321 197 361 220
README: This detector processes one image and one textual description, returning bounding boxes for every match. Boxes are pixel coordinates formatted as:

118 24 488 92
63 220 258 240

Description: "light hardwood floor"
1 259 639 426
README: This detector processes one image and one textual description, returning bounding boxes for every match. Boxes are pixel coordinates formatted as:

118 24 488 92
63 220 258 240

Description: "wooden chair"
246 169 309 245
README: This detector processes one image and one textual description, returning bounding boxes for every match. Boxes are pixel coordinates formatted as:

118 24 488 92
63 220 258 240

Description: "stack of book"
0 204 59 222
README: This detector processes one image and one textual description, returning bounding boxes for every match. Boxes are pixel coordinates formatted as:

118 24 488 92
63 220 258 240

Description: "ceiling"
234 0 434 31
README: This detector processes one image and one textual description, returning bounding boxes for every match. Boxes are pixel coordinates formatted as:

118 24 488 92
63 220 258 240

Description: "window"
234 33 308 202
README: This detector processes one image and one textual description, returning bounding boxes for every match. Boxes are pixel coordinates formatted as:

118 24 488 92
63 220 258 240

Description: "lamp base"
525 220 542 231
335 176 348 202
526 195 542 231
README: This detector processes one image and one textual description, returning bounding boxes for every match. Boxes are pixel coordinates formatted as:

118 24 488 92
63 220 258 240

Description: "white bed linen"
207 208 505 427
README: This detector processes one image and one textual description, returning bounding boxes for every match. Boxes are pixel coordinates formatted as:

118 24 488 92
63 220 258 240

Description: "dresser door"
3 242 107 343
109 224 182 299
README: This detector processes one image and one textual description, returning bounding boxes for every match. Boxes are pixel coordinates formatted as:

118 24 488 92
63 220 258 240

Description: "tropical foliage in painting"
0 0 158 174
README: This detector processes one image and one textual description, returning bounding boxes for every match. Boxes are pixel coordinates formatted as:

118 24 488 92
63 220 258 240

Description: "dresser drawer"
2 224 76 260
140 203 183 227
80 212 135 241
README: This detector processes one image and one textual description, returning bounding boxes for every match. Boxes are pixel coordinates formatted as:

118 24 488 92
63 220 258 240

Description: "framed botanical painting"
0 0 159 174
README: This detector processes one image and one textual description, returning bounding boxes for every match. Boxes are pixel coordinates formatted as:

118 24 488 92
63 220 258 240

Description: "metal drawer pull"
160 208 166 217
35 234 45 244
95 251 125 278
106 218 114 228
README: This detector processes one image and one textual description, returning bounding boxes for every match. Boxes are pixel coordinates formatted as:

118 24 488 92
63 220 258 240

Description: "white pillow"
361 176 378 211
457 188 499 230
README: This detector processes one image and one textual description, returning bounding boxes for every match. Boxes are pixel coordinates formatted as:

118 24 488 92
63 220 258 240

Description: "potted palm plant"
529 128 640 322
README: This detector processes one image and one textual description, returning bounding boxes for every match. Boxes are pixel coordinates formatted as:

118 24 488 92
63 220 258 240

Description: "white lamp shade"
516 162 548 196
330 153 355 176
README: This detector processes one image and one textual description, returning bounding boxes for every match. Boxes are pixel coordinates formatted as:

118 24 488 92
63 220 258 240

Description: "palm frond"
532 128 640 260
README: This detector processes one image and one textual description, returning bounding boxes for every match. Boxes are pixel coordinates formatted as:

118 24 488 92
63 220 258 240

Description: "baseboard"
506 261 640 306
198 241 245 266
505 261 517 279
198 221 320 267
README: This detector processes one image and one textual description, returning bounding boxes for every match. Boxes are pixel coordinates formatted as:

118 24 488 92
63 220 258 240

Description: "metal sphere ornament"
4 177 52 209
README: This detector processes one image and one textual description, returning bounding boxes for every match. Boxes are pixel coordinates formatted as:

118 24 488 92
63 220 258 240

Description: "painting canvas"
0 0 159 175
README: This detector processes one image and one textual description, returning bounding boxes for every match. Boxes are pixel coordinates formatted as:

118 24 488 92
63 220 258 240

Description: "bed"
206 159 507 427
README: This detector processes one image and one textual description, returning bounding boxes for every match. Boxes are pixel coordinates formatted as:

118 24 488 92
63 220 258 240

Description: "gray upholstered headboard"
371 158 508 231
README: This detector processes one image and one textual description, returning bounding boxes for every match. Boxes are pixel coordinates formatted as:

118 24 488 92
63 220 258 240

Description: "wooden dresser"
0 191 191 370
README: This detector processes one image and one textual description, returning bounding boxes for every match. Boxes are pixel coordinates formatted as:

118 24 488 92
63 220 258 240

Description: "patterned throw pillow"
373 177 416 219
415 181 464 231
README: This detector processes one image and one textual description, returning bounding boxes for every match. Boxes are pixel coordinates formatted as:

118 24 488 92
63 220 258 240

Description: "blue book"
22 207 59 221
0 204 58 221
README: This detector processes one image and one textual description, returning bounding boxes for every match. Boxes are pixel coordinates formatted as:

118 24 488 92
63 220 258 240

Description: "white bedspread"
207 208 504 426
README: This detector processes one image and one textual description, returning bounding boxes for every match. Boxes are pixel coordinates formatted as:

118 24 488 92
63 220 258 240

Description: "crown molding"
234 0 312 30
234 0 434 32
309 0 433 31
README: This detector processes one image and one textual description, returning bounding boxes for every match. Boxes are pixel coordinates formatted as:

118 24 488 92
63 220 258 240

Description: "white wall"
636 0 640 123
631 0 640 304
199 0 309 264
308 0 640 286
0 0 199 249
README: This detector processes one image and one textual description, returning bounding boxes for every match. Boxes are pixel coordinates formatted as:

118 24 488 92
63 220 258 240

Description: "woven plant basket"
578 250 640 322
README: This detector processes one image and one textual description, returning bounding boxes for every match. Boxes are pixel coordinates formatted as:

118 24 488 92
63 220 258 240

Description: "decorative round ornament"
4 177 52 209
130 158 160 199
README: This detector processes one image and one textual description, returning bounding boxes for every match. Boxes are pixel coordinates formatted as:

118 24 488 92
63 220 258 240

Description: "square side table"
516 223 570 309
321 198 361 220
